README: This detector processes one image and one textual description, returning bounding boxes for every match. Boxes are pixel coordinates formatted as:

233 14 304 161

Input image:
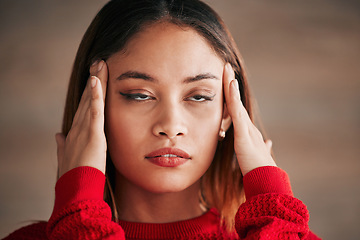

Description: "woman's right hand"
55 60 108 178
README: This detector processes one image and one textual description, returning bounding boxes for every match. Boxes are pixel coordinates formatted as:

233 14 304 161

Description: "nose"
152 101 188 139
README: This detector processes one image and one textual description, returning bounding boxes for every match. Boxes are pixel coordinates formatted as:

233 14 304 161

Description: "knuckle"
236 110 243 122
92 90 100 100
90 106 101 118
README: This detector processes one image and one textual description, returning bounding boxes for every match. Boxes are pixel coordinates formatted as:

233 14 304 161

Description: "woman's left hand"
223 63 277 176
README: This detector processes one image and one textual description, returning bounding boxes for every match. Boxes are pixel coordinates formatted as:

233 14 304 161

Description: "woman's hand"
55 60 108 178
223 63 276 176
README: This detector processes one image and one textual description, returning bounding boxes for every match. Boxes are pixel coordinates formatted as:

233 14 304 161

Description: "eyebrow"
183 73 219 83
116 71 155 82
116 71 219 83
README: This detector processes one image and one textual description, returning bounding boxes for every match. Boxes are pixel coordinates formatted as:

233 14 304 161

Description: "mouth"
155 154 182 158
145 148 191 159
145 148 191 167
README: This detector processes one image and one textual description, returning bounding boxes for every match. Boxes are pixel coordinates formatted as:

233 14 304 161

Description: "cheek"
106 109 144 144
189 100 224 154
105 99 144 161
190 97 224 131
105 88 146 139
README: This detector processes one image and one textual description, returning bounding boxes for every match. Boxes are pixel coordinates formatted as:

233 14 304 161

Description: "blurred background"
0 0 359 239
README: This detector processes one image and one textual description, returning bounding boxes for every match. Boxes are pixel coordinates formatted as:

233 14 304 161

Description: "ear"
220 103 232 132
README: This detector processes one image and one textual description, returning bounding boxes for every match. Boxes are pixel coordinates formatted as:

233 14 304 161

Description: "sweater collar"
118 208 220 239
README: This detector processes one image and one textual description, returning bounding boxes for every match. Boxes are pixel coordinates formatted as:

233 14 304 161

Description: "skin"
55 22 276 223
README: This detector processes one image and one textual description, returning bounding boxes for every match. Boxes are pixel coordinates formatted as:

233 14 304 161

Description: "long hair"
61 0 254 232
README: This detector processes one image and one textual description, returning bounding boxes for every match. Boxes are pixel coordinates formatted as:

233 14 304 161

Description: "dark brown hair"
62 0 253 232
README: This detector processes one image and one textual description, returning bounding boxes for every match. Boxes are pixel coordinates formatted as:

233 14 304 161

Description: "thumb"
264 139 273 154
55 133 66 167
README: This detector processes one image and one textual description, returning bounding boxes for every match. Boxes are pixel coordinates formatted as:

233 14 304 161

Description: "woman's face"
105 22 228 193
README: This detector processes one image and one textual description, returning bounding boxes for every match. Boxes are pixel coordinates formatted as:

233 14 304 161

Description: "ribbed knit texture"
117 208 233 239
243 166 293 198
3 166 321 240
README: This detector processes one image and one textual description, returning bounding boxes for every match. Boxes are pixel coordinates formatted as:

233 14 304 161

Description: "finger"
55 133 66 168
72 73 93 126
90 60 108 102
88 60 107 135
223 63 235 106
223 63 249 138
78 60 105 120
264 139 273 154
89 76 105 135
73 60 107 127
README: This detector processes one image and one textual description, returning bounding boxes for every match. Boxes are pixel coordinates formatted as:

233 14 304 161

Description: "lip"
145 148 191 167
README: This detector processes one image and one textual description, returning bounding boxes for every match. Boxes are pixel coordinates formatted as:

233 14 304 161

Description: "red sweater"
3 166 321 239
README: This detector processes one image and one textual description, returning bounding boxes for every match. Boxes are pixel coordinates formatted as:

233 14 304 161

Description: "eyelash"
187 95 215 102
120 92 153 101
119 92 214 102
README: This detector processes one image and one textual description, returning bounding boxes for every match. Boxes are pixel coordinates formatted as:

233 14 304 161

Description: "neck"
114 174 205 223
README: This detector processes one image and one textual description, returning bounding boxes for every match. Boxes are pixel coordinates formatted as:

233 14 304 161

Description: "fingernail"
226 62 233 72
232 79 239 91
91 59 100 66
231 79 240 100
91 77 97 88
97 60 104 72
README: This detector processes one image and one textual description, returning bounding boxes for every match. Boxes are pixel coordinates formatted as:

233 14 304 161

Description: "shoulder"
3 222 48 240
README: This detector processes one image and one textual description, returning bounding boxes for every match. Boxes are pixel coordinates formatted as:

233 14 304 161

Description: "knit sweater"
3 166 321 239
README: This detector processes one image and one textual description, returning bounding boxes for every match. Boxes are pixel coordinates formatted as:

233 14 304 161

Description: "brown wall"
1 1 359 239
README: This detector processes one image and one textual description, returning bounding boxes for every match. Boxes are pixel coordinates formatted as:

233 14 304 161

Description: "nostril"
158 132 183 138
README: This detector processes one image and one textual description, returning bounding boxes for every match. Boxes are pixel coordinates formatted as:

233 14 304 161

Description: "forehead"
124 22 217 55
107 22 224 77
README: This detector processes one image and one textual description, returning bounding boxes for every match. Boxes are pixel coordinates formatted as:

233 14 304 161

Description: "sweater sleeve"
46 167 125 240
235 166 321 240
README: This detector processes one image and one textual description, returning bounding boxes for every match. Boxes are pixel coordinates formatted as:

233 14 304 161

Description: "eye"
120 92 153 101
187 94 215 102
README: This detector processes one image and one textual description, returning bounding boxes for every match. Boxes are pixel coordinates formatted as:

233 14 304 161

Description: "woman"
5 0 320 239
